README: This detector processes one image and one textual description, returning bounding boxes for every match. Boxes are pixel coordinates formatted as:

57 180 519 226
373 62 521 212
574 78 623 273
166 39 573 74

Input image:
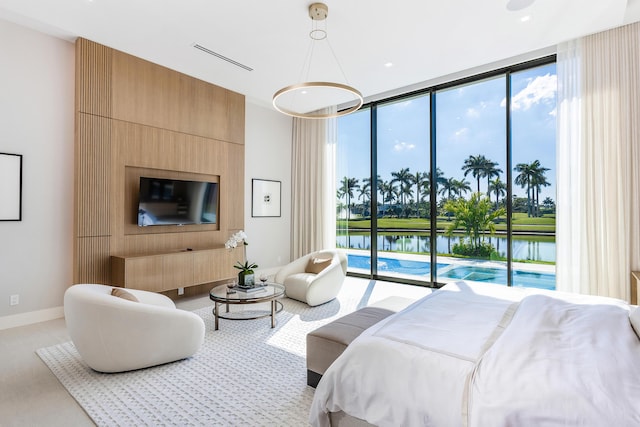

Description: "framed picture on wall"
0 153 22 221
252 179 281 217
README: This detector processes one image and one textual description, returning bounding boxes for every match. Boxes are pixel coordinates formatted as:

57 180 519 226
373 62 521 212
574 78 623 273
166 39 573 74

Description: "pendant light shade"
272 3 363 119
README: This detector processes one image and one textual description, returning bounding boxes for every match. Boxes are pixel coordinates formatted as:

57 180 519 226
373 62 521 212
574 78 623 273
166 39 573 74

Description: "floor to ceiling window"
336 106 371 271
509 63 557 289
374 94 431 281
336 57 557 290
435 76 508 285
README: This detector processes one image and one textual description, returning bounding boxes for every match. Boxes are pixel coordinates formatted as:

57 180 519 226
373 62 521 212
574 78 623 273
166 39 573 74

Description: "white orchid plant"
224 230 248 250
225 230 258 273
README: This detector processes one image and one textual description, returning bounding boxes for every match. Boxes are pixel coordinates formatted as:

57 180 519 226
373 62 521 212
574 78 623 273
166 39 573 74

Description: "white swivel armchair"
274 249 347 306
64 284 205 373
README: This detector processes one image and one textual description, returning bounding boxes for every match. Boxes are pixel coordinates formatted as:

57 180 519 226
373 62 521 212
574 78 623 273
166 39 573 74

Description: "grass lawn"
337 212 555 234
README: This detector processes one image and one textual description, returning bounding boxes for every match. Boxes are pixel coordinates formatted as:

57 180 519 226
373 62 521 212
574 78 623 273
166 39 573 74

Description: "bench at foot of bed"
306 296 416 388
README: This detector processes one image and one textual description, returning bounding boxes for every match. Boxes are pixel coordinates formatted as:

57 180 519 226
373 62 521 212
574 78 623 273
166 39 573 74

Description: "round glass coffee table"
209 283 285 330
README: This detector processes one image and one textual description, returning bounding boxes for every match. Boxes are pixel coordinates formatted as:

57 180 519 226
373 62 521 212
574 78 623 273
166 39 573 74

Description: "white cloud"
502 73 557 110
393 141 416 151
454 127 469 139
466 107 480 118
466 102 488 119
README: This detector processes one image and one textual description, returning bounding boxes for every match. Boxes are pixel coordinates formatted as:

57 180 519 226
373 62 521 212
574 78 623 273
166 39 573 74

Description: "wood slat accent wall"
110 48 244 143
74 38 245 288
75 236 111 284
75 114 111 237
75 38 112 117
226 143 245 231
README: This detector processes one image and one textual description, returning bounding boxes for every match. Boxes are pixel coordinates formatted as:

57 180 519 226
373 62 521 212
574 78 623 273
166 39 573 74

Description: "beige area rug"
37 279 423 426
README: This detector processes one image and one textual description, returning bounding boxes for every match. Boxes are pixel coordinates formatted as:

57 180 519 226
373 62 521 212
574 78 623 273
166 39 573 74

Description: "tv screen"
137 176 219 226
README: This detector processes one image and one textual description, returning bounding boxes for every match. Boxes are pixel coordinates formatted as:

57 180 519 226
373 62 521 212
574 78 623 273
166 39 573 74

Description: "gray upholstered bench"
306 296 416 387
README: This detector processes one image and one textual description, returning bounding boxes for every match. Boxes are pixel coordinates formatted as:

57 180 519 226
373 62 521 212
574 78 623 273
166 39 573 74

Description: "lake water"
337 233 556 263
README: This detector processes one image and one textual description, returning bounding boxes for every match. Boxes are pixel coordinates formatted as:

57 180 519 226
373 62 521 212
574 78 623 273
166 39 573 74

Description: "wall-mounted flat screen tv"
137 176 219 226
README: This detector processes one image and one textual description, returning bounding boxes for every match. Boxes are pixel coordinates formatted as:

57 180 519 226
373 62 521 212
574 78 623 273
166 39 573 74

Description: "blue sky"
337 62 557 203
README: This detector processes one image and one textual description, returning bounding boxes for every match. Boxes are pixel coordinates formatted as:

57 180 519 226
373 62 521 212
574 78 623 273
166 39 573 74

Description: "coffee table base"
213 300 284 330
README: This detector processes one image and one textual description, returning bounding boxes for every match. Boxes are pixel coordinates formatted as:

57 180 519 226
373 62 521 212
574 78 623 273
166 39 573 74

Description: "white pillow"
630 306 640 339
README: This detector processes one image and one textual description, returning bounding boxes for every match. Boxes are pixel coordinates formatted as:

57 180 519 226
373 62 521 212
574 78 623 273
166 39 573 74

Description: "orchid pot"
235 261 258 287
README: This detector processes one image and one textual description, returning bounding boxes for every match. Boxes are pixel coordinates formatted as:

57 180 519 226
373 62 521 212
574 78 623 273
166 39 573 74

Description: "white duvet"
309 281 640 427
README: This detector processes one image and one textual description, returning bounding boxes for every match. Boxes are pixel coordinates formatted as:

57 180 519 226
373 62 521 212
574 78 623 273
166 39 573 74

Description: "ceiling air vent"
193 43 253 72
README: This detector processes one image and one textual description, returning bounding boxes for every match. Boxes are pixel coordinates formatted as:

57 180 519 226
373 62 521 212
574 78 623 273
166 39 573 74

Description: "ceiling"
1 0 639 112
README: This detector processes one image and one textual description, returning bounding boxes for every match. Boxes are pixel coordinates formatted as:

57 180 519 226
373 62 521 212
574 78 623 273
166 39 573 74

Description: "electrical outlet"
178 287 184 296
10 295 19 306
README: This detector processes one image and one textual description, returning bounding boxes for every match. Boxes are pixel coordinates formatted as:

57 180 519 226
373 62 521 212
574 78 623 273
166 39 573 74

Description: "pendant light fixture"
272 3 363 119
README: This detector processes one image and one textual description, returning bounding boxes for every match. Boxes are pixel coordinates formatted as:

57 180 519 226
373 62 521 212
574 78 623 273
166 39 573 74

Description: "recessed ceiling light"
384 62 393 68
520 15 531 22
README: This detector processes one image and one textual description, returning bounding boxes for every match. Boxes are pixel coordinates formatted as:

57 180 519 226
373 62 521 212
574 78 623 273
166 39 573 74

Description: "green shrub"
452 240 497 258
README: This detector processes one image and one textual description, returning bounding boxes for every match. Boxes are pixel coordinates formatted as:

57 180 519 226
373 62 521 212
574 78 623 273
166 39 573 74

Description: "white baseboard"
0 306 64 331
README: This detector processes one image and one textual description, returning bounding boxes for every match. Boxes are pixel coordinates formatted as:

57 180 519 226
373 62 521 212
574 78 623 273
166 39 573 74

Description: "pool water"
347 254 447 276
438 266 556 290
347 254 556 290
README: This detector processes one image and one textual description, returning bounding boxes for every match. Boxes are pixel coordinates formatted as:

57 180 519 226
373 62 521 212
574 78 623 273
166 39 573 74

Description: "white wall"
0 19 75 328
244 103 292 277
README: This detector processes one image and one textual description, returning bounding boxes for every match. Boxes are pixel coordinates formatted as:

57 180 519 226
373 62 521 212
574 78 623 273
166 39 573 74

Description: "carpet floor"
37 281 406 426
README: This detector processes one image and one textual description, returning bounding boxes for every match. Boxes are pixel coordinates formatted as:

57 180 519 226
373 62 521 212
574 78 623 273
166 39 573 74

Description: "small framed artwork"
252 179 281 217
0 152 22 221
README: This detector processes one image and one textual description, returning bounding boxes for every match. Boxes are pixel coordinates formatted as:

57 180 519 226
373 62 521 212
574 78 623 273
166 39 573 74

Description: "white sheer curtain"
556 22 640 301
290 108 337 259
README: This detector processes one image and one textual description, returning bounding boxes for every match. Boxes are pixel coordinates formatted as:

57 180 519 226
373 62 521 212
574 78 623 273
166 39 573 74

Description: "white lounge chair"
64 283 205 373
274 250 347 306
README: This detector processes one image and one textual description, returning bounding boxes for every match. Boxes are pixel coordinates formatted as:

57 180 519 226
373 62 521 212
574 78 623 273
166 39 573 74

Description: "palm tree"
362 175 382 204
444 193 506 251
378 181 389 216
530 162 550 217
452 178 472 198
438 177 458 200
426 167 447 196
399 183 414 217
412 171 428 217
462 154 489 193
483 161 503 197
437 178 470 220
514 160 549 217
338 176 359 220
488 177 506 209
514 162 534 217
542 197 555 213
390 168 414 215
379 180 398 216
357 180 371 217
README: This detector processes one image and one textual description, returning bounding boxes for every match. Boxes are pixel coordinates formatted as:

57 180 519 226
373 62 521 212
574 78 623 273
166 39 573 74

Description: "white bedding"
309 281 640 427
467 294 640 426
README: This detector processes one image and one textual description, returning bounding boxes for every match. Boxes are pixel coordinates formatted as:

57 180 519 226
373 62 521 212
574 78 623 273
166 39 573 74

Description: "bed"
309 281 640 427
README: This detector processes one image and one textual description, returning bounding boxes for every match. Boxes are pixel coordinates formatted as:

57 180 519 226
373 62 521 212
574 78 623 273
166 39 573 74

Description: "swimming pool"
438 265 556 290
347 254 556 290
347 254 447 276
